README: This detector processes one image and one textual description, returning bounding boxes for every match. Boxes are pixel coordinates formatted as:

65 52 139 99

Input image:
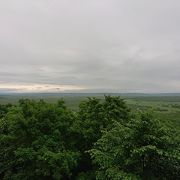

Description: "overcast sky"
0 0 180 93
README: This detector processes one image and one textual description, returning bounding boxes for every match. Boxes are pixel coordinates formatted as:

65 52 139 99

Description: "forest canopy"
0 96 179 180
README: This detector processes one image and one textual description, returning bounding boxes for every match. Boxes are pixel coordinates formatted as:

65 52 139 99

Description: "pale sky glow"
0 83 86 93
0 0 180 93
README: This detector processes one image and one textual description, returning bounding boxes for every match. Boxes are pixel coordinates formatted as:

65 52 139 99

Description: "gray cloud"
0 0 180 93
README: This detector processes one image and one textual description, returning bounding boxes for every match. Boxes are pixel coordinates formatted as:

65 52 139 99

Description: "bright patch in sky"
0 83 86 93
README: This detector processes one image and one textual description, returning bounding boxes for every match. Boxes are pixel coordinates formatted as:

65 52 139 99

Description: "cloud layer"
0 0 180 93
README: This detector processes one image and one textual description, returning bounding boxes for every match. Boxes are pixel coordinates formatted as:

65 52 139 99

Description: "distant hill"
1 92 180 97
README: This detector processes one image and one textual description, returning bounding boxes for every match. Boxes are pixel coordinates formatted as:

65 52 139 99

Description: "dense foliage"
0 100 80 179
0 96 179 179
90 113 180 179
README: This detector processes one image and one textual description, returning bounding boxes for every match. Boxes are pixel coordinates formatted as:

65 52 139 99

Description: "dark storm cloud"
0 0 180 92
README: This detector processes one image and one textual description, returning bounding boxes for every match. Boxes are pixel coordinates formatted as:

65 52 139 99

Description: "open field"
126 96 180 132
0 93 180 131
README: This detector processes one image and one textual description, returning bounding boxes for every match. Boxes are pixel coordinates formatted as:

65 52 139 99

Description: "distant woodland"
0 96 179 179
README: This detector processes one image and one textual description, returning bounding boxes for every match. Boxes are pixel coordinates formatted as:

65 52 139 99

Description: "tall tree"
72 96 130 178
0 99 79 180
90 113 180 180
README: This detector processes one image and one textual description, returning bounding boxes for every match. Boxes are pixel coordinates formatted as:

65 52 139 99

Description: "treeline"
0 96 179 180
